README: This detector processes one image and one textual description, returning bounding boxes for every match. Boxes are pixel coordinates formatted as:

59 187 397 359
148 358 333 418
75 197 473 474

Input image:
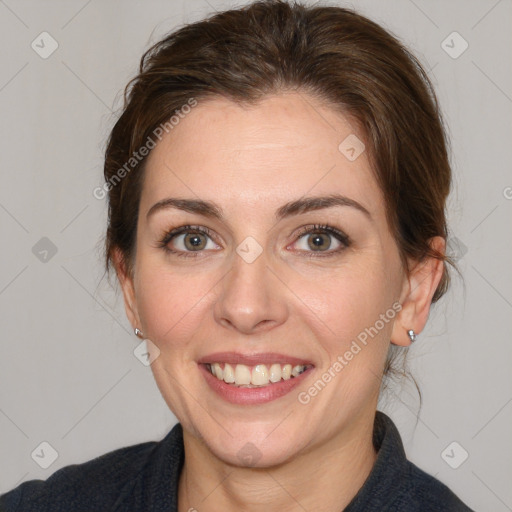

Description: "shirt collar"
344 410 409 510
146 410 407 511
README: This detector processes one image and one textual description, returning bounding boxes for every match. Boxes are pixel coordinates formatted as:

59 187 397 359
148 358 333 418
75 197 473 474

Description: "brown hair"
103 0 454 392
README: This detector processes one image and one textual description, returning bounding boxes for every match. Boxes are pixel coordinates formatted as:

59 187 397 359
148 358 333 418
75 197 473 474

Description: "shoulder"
0 425 183 512
359 411 475 512
0 441 157 512
394 460 475 511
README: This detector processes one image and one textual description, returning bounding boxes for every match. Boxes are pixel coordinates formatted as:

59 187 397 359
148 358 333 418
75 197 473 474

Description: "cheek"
294 256 399 351
306 266 398 398
135 260 213 348
286 263 397 420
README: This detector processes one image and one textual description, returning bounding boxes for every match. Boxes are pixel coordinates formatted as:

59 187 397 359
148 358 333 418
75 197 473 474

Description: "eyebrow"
146 194 371 221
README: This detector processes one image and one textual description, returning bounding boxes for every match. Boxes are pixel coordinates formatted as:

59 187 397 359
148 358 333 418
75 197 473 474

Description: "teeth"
291 365 303 377
223 363 235 383
234 364 251 385
251 364 269 386
269 363 282 383
207 362 308 387
213 363 223 380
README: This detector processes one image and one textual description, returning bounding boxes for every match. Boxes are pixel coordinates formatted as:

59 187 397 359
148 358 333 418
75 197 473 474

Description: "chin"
199 421 309 469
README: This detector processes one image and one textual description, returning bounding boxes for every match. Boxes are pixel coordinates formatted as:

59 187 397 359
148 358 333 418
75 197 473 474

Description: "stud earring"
134 328 144 339
407 329 417 343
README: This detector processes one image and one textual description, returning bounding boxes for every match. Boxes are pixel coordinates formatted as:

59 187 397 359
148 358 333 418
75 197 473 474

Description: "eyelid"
159 224 218 247
293 224 350 245
158 223 351 258
288 223 351 256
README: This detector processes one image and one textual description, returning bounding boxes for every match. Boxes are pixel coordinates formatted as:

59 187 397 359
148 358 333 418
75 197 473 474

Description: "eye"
158 223 350 259
290 224 350 255
158 225 220 257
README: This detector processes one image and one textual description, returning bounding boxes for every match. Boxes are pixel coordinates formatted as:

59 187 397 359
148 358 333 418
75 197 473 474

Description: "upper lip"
197 352 314 367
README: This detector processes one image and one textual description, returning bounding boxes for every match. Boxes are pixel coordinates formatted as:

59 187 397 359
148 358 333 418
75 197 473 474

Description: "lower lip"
199 363 313 405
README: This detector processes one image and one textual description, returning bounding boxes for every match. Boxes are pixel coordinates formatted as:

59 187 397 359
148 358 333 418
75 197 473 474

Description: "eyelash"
157 223 351 259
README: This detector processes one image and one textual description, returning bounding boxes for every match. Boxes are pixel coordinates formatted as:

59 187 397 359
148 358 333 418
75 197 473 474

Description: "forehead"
141 93 384 219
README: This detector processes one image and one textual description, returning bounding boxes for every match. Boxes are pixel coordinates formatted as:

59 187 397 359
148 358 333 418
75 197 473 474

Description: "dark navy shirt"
0 411 475 511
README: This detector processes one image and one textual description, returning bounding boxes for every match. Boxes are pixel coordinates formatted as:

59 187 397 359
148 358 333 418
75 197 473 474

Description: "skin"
115 92 444 511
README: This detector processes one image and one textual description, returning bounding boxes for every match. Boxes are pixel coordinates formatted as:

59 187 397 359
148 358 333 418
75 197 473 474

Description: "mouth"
197 352 315 405
204 362 312 387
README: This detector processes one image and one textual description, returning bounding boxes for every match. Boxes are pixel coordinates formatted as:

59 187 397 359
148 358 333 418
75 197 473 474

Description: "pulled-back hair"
103 0 454 391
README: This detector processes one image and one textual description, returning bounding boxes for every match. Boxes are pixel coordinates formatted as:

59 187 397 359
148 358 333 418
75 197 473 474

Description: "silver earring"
134 328 144 339
407 329 417 343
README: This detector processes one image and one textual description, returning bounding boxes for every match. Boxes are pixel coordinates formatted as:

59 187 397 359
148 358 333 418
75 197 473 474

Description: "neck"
177 409 378 512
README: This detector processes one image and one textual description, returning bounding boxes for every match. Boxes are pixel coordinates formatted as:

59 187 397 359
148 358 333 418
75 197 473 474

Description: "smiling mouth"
204 362 313 387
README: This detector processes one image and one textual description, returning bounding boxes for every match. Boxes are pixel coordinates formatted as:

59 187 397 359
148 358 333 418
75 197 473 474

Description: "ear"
112 247 141 333
391 236 446 346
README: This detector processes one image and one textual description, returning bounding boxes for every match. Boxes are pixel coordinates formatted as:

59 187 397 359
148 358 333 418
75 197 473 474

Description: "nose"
214 249 288 335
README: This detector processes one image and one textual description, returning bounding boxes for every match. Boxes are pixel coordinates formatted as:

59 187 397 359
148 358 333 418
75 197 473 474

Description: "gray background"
0 0 510 510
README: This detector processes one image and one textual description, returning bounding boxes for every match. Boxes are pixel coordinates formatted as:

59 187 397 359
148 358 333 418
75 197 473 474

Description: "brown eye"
294 231 341 252
160 226 220 256
290 224 350 256
307 233 332 251
183 232 207 251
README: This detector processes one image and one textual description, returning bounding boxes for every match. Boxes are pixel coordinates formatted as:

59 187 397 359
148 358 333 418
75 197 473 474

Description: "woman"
0 1 475 510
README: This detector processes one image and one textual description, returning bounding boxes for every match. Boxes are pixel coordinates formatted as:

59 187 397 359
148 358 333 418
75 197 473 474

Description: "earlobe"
391 237 446 346
112 248 141 332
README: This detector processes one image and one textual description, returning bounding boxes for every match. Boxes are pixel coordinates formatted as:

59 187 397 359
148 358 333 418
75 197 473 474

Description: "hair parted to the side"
102 0 455 398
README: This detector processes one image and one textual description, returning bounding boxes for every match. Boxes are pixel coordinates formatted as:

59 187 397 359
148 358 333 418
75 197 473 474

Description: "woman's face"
120 92 410 467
